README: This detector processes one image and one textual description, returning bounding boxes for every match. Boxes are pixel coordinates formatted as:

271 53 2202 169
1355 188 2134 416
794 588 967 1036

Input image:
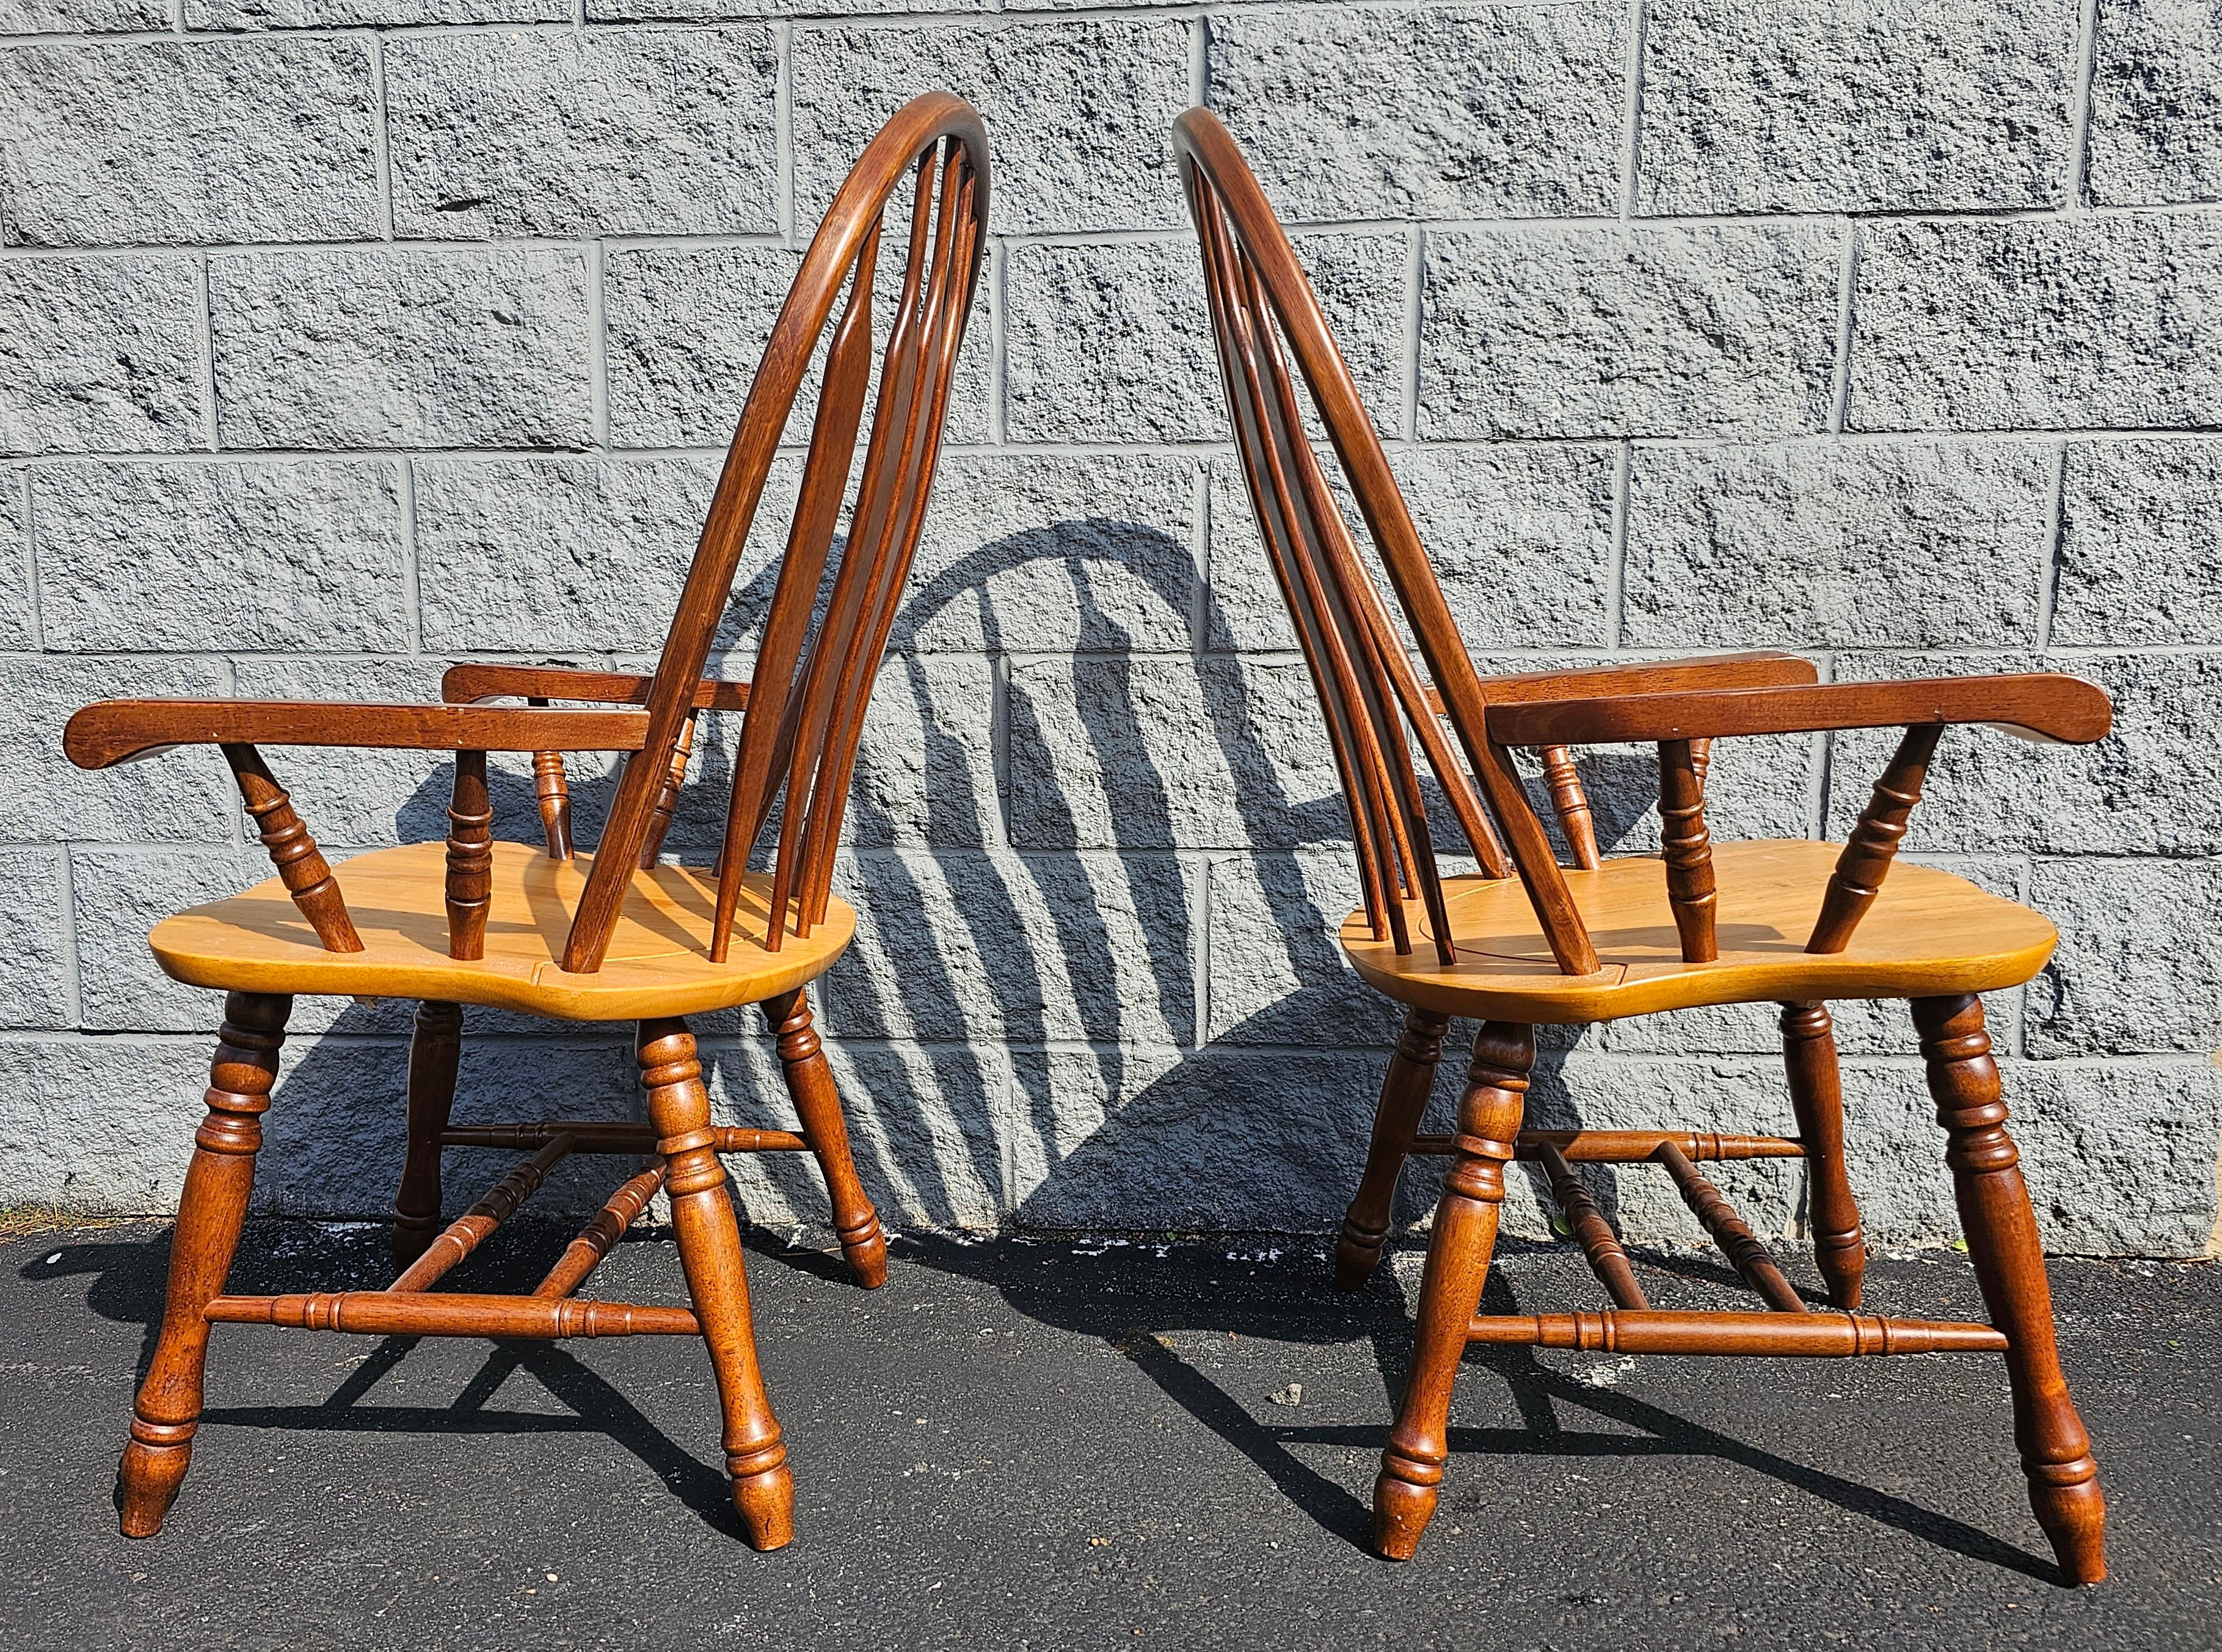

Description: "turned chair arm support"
440 663 752 713
1483 673 2112 748
64 699 654 770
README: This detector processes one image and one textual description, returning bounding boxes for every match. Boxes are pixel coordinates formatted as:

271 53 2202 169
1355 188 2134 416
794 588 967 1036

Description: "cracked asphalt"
0 1217 2213 1650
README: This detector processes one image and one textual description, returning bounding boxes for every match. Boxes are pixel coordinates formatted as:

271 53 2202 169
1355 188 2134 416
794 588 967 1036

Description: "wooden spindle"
638 710 696 869
205 1292 699 1339
392 1000 462 1268
1538 1143 1648 1309
1539 744 1600 870
1779 1002 1867 1308
1465 1310 2006 1356
535 1162 667 1300
1807 724 1943 953
445 751 492 961
219 744 362 953
1513 1129 1806 1163
1657 738 1717 962
1653 1141 1807 1314
388 1133 571 1294
525 699 574 860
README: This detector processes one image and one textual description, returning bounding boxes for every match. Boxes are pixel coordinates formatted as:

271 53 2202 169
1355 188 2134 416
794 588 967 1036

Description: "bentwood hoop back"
1178 106 2111 1582
64 93 989 1552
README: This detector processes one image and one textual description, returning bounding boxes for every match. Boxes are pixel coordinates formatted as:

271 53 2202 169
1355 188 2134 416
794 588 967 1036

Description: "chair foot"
117 1428 194 1538
767 988 889 1292
731 1449 797 1552
1371 1446 1443 1561
1333 1218 1390 1294
834 1210 889 1291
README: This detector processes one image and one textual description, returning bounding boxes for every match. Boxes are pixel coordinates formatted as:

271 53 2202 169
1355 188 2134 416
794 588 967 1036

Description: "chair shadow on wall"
34 517 2054 1577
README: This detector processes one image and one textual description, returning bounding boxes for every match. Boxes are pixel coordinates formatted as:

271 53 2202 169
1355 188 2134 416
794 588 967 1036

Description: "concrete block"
2086 0 2222 206
0 258 203 456
1849 215 2222 431
1641 0 2077 212
1624 440 2055 649
820 848 1196 1046
895 452 1200 653
210 247 592 449
0 0 161 30
386 27 778 238
792 18 1191 235
31 459 406 651
0 848 71 1030
0 40 377 246
2055 438 2222 644
0 655 232 843
1421 223 1843 438
1006 231 1407 443
187 0 563 27
1206 1 1625 220
2027 856 2222 1057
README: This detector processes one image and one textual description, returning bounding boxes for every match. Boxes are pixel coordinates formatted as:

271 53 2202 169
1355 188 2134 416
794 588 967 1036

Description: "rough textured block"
1204 850 1402 1048
1006 233 1406 443
1850 216 2222 431
1640 0 2078 213
896 452 1200 653
0 848 71 1030
792 20 1190 235
2027 857 2222 1057
0 0 162 32
1840 1055 2220 1255
2056 439 2222 644
1829 651 2222 856
0 259 203 457
820 848 1196 1046
1421 224 1843 438
1206 1 1625 220
0 41 377 246
0 655 232 844
1206 443 1618 652
1007 655 1342 851
595 0 987 20
2086 0 2222 206
0 481 29 650
1010 1044 1390 1230
1623 440 2054 649
189 0 563 29
385 28 778 238
603 242 992 449
32 460 406 651
210 248 592 449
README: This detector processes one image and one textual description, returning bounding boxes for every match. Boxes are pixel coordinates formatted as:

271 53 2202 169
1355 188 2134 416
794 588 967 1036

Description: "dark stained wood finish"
1656 738 1718 963
76 95 989 1554
118 992 290 1537
766 988 889 1289
1915 994 2107 1584
392 999 462 1268
219 746 362 953
1334 1005 1450 1291
1807 724 1943 953
1488 675 2112 749
639 1017 794 1550
1780 1002 1867 1308
1179 106 2114 1580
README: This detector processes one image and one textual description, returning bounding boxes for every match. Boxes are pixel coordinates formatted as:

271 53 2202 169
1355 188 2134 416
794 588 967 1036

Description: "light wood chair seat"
1342 841 2055 1024
150 840 855 1022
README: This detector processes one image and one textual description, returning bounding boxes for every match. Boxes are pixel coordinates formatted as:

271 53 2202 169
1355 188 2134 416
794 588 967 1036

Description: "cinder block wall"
3 0 2217 1254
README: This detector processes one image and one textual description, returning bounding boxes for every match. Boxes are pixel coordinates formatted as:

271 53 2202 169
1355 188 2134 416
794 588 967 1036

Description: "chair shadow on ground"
37 516 2058 1579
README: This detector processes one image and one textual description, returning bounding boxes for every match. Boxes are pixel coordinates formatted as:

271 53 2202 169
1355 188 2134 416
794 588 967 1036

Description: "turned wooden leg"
392 1000 462 1268
1374 1022 1534 1561
119 991 291 1538
1780 1001 1867 1308
1914 993 2106 1585
1336 1005 1452 1292
638 1017 794 1551
764 988 887 1289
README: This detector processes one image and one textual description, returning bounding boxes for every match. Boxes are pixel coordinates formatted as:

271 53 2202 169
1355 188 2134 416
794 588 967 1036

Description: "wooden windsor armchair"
1176 107 2111 1582
60 92 989 1553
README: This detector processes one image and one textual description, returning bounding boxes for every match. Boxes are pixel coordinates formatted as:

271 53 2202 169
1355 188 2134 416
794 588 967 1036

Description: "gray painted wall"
2 0 2217 1254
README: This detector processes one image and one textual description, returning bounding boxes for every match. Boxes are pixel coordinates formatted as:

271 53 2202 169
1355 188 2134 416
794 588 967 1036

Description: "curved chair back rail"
65 91 990 978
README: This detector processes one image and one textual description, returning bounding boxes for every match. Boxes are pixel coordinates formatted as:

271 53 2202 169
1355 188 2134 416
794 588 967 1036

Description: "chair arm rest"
1420 652 1818 717
64 699 653 770
1485 674 2112 748
440 663 752 713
